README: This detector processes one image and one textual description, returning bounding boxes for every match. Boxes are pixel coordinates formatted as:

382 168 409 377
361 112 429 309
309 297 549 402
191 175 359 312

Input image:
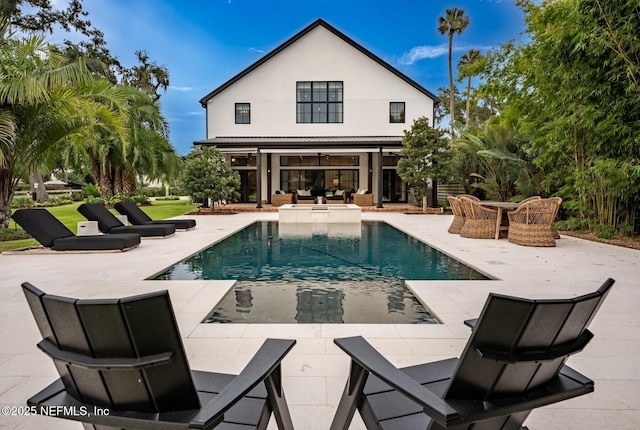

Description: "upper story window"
390 102 405 123
296 81 343 123
235 103 251 124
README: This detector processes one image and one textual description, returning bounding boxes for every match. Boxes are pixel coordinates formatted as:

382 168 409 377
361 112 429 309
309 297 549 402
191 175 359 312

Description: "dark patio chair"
11 208 140 251
78 203 176 238
114 200 196 230
330 278 614 430
22 282 296 430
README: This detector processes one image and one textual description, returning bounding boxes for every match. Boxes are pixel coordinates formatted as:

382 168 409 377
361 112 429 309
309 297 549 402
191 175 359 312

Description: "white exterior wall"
205 25 434 139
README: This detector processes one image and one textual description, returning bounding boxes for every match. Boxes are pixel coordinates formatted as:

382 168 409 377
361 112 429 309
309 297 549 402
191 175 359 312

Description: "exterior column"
377 148 383 208
256 148 262 208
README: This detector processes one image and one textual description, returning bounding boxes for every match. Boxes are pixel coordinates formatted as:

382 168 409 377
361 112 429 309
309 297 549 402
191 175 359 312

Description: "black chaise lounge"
78 203 176 238
330 278 614 430
11 208 140 251
114 200 196 230
22 282 296 430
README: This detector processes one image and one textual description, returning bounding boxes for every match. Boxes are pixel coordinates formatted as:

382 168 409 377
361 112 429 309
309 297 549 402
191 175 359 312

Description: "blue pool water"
153 221 489 281
152 221 489 324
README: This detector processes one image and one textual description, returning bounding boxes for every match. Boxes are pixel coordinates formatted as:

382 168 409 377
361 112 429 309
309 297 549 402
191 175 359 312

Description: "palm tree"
438 8 470 135
457 49 483 126
0 20 101 227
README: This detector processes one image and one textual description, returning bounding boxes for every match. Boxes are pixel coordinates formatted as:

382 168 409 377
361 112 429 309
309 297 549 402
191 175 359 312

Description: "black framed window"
235 103 250 124
390 102 405 123
297 81 343 123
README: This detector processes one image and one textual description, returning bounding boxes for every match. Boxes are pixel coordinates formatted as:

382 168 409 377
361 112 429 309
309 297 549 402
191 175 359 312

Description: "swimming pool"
151 221 489 324
152 221 489 281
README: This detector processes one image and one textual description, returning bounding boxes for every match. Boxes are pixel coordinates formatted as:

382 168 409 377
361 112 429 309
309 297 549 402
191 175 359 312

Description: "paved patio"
1 211 638 429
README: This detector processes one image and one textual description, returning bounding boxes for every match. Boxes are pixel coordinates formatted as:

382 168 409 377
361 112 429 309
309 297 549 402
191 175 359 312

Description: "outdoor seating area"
449 195 563 247
330 279 612 429
1 211 637 429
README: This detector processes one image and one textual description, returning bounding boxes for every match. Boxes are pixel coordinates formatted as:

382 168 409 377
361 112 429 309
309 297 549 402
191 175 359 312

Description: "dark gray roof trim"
195 136 403 150
198 19 440 107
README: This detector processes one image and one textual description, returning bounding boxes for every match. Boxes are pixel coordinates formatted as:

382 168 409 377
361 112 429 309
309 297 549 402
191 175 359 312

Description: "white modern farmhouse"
196 19 439 207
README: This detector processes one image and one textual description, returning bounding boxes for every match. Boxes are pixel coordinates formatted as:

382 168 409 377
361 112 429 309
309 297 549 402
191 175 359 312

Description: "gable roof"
199 18 440 107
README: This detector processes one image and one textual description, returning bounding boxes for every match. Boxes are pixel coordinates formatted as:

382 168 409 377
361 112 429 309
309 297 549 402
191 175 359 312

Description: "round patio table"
477 201 520 239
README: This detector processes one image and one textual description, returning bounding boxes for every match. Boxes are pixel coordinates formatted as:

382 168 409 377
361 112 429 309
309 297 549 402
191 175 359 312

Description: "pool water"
153 221 489 281
152 221 489 324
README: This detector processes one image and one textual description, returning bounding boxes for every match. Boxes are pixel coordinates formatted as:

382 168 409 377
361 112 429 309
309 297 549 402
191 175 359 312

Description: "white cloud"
247 47 265 54
398 44 494 65
169 85 193 92
398 44 449 65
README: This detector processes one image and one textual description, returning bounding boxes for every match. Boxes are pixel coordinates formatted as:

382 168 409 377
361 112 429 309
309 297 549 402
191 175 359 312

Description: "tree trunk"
30 172 49 203
448 33 455 135
465 76 471 126
122 171 137 196
0 168 17 229
113 167 123 196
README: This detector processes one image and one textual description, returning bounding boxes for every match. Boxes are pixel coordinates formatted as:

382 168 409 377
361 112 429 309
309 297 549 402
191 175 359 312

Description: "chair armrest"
334 336 460 425
37 339 173 370
191 338 296 429
464 318 477 329
476 330 594 364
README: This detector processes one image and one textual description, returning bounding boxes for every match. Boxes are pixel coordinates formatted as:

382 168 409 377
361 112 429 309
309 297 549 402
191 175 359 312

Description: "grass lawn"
0 200 199 252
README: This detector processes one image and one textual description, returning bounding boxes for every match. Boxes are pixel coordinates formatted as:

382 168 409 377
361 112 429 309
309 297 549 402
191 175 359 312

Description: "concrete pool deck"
1 211 638 429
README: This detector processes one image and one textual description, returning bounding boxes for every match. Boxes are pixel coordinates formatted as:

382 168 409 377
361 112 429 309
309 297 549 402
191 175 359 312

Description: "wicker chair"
519 195 542 204
549 196 563 239
447 195 465 234
459 197 499 239
353 193 374 206
272 193 293 207
507 198 559 247
456 194 480 201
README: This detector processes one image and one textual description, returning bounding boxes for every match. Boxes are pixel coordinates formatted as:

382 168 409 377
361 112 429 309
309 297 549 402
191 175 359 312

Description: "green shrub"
85 195 106 205
0 227 31 241
11 197 35 208
595 225 617 240
155 196 180 201
36 195 73 207
82 183 100 198
555 217 589 232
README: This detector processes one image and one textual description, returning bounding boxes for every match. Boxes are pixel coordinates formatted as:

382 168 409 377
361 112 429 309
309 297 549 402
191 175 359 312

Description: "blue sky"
49 0 527 155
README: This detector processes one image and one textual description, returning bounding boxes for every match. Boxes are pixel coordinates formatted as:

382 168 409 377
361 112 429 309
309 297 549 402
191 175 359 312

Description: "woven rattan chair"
272 193 293 206
508 198 559 247
519 195 542 204
353 193 374 206
549 196 563 239
456 194 480 201
459 197 499 239
447 196 465 234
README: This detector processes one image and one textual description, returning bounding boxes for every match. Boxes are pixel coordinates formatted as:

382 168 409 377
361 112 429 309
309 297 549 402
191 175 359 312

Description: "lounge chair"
22 282 296 430
330 278 614 430
11 208 140 251
114 200 196 230
78 203 176 238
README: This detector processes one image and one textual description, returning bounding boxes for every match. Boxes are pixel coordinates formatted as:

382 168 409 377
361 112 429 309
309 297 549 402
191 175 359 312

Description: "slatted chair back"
435 279 613 429
22 283 200 414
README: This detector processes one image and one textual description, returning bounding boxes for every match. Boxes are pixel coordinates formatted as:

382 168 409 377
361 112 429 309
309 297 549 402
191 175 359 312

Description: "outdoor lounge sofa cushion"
78 203 175 237
114 201 196 230
11 208 140 251
22 283 296 430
